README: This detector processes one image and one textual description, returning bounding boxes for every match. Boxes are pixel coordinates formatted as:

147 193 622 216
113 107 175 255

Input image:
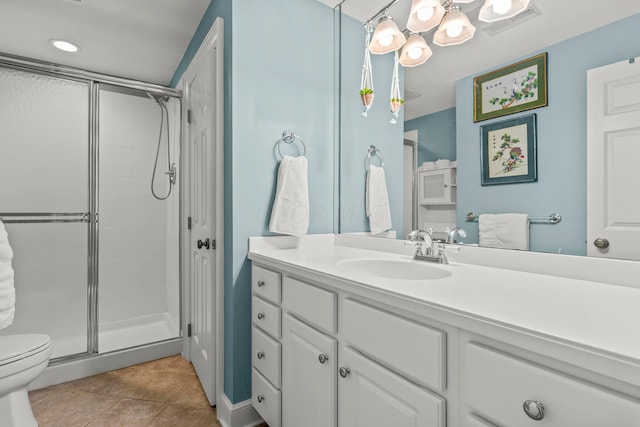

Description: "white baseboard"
217 393 263 427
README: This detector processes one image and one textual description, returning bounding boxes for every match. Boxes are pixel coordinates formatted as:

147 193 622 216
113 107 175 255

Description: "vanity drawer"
283 276 336 333
341 298 446 392
252 326 282 388
253 368 281 427
252 296 281 339
252 265 282 304
462 342 640 427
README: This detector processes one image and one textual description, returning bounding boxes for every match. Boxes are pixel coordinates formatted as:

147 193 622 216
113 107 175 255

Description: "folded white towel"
366 164 392 235
479 213 529 250
269 156 309 236
0 220 15 329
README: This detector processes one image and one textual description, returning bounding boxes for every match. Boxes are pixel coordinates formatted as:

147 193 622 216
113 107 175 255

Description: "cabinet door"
282 313 337 427
419 169 455 205
338 346 446 427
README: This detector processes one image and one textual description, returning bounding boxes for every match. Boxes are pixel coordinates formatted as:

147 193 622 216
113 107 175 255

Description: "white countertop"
248 234 640 379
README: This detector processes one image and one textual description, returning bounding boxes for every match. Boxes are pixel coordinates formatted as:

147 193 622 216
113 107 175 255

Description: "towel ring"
276 130 306 159
364 145 384 171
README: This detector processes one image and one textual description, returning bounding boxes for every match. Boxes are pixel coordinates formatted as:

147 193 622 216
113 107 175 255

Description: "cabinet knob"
318 354 329 364
257 351 265 360
339 367 351 378
257 280 265 287
523 400 545 420
257 312 265 320
593 238 610 249
257 394 265 403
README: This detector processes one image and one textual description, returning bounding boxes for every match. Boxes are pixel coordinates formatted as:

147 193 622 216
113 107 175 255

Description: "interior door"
187 43 217 404
587 57 640 260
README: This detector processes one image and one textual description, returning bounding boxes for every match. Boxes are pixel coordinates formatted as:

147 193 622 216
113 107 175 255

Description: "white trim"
217 394 263 427
31 339 181 390
180 16 225 407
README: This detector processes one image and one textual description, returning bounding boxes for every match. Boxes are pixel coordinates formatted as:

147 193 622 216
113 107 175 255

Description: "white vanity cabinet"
418 167 456 205
251 263 451 427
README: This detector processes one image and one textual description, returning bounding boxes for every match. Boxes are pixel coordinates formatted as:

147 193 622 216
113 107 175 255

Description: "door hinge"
212 239 216 250
187 323 192 337
187 109 193 124
187 216 192 230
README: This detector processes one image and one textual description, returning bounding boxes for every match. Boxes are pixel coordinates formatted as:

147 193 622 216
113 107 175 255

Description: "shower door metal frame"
0 53 183 362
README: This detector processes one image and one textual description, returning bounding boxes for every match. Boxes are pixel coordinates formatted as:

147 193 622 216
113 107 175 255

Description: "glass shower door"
0 67 90 359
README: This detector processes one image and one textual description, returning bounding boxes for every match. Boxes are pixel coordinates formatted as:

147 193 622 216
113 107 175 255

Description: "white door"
282 313 337 427
587 57 640 260
338 346 445 427
187 42 217 404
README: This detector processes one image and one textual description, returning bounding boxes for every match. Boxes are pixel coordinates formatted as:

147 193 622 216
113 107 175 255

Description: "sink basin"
337 258 452 281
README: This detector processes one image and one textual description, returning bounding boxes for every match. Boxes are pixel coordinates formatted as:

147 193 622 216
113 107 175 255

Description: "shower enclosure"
0 58 182 363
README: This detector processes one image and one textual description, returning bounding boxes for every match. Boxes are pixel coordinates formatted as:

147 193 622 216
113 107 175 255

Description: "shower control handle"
197 238 210 250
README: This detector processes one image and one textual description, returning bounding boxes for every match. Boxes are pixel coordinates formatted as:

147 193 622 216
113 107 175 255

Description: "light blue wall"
455 13 640 255
339 14 404 234
405 107 456 165
172 0 335 404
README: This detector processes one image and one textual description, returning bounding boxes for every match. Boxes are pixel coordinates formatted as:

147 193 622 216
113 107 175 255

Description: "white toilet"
0 334 52 427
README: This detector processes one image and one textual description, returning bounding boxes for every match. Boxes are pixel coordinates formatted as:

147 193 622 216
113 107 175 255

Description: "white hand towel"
366 164 392 235
0 219 15 329
479 213 529 250
269 156 309 236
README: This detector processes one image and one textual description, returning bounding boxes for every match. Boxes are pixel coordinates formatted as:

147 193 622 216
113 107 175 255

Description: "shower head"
147 92 169 105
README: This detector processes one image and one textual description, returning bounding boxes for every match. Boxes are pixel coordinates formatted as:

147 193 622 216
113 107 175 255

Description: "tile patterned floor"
29 355 222 427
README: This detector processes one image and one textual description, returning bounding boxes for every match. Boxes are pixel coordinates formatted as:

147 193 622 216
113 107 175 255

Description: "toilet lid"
0 334 51 366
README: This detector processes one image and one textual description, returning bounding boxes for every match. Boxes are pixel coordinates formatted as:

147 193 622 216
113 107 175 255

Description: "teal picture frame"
481 114 537 186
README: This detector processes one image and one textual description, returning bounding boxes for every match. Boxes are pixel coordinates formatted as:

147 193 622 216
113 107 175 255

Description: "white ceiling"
321 0 640 120
0 0 211 86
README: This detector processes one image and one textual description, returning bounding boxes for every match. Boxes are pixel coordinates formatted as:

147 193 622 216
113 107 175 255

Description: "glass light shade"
406 0 446 33
399 34 432 67
478 0 530 22
49 39 79 53
369 16 406 55
433 9 476 46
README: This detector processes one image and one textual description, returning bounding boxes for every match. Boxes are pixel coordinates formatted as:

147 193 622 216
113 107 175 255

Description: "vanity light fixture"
399 33 432 67
406 0 446 33
49 39 79 53
478 0 531 22
433 4 476 46
369 14 406 55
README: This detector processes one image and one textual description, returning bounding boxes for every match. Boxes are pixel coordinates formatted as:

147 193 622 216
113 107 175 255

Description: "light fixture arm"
365 0 400 25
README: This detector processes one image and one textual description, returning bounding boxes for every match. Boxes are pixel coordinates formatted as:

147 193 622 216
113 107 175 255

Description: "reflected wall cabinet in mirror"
419 167 456 205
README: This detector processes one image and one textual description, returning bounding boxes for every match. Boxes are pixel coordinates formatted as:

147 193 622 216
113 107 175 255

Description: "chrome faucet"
446 227 467 244
406 228 450 264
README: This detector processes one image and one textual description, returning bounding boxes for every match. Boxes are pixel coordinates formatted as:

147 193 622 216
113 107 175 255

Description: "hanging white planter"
389 50 404 124
360 24 375 117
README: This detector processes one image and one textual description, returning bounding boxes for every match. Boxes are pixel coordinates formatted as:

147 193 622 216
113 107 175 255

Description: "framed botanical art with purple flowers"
481 114 537 186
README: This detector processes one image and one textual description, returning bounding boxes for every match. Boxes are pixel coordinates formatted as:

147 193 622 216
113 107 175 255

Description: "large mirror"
330 0 640 261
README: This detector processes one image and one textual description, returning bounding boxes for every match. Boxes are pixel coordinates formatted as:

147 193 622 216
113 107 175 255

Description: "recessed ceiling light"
49 39 79 53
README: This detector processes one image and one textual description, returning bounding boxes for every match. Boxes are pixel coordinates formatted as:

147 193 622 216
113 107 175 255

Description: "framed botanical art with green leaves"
473 53 548 122
481 114 537 186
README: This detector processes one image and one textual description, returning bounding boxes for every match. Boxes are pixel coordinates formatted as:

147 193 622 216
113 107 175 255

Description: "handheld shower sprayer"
148 92 175 200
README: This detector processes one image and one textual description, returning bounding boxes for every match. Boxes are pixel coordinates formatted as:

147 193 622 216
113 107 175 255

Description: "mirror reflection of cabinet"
419 167 456 205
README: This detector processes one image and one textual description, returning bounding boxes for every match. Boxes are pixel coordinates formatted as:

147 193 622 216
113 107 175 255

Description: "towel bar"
465 212 562 224
0 212 90 224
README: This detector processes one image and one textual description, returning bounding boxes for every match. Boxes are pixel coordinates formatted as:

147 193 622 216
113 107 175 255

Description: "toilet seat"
0 334 51 367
